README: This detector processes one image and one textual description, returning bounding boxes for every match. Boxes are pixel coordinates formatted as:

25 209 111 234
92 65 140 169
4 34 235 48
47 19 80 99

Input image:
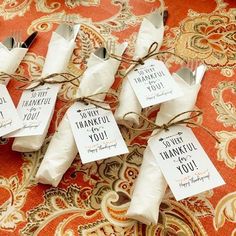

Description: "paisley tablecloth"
0 0 236 235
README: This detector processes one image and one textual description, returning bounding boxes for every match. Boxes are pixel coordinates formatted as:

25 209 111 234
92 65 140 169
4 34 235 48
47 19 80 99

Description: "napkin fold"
114 10 164 125
0 43 28 85
126 72 201 225
35 42 128 187
12 24 80 152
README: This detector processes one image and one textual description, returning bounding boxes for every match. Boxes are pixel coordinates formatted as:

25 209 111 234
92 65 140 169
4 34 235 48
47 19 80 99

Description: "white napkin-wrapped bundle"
0 43 28 85
12 24 80 152
114 10 165 125
126 71 202 225
35 42 128 187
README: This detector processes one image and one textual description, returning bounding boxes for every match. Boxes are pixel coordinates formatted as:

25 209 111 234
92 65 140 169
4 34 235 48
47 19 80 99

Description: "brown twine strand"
55 92 119 130
109 42 187 77
60 92 119 115
0 72 83 90
123 110 220 143
73 92 119 110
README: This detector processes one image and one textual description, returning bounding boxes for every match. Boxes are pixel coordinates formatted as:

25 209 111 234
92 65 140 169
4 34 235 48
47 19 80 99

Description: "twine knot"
38 79 45 86
0 72 84 90
162 124 169 131
76 97 89 105
138 58 145 65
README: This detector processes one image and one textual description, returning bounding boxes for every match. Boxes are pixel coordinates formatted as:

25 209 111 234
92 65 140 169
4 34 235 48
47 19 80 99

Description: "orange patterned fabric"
0 0 236 235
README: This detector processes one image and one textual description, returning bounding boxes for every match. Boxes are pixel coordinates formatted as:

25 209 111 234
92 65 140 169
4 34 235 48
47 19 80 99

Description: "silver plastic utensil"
175 67 195 85
194 64 207 84
2 37 14 49
12 30 22 48
56 23 74 40
176 64 207 85
21 31 38 48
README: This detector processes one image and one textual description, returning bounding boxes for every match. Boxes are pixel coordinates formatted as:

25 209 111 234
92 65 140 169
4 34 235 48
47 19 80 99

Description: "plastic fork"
105 39 116 55
176 60 207 85
176 60 198 85
12 30 22 48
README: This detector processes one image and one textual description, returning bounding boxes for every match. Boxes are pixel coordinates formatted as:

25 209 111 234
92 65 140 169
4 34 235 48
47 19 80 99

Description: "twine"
55 92 119 129
0 72 83 90
72 92 119 110
109 42 187 77
123 110 220 143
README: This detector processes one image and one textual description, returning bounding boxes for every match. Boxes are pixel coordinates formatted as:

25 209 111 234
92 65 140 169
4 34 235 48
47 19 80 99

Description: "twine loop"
0 72 83 90
109 42 186 77
55 92 119 129
59 92 119 113
123 110 220 143
73 92 119 110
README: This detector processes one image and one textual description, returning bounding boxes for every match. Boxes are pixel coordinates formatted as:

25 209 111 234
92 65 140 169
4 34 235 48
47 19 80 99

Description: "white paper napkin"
0 44 28 85
114 10 164 125
35 42 128 187
126 73 201 225
12 24 80 152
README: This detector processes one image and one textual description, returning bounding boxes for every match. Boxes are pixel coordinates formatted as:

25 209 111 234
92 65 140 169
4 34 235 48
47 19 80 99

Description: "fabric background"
0 0 235 235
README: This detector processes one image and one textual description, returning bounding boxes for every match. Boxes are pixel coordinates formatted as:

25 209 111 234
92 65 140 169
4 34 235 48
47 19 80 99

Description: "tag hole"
77 109 81 112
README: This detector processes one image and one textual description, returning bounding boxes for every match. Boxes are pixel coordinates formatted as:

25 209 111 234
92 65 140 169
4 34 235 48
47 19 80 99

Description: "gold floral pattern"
65 0 100 8
20 145 211 235
212 81 236 128
0 1 32 20
214 192 236 232
0 143 46 231
35 0 61 13
216 131 236 169
175 11 236 68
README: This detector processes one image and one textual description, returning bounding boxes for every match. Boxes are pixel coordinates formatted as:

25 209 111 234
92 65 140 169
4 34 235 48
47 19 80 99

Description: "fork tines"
12 30 22 48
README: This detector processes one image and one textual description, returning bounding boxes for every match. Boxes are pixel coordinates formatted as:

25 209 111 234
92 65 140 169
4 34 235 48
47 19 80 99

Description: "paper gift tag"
6 84 60 137
128 59 182 108
68 102 129 164
0 85 22 136
148 125 225 201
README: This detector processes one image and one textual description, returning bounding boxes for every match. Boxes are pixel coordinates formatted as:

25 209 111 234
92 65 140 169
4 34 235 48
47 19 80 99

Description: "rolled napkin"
126 68 204 225
0 42 28 85
35 42 128 187
12 24 80 152
114 10 165 125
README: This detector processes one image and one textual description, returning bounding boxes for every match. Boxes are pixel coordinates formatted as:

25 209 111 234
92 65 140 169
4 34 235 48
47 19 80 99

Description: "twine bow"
58 92 119 114
55 92 119 129
0 72 83 90
123 110 220 143
110 42 187 77
72 92 119 110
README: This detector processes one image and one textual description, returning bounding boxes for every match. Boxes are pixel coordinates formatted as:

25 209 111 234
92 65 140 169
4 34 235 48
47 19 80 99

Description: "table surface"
0 0 236 235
